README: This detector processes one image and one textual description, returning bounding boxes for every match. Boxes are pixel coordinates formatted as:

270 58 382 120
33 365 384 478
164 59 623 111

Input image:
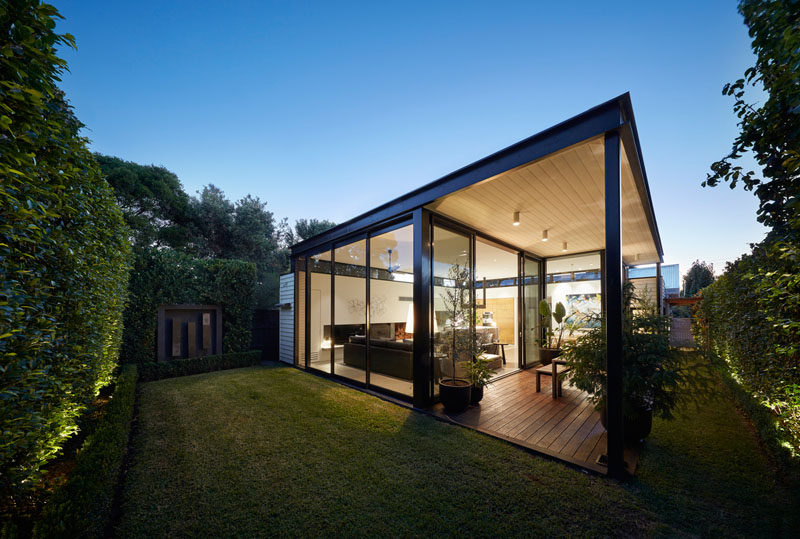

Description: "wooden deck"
429 369 639 474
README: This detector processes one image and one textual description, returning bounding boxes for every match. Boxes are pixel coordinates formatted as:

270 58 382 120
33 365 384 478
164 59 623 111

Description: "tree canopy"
703 0 800 232
96 162 335 306
95 154 194 249
292 218 338 243
682 260 715 297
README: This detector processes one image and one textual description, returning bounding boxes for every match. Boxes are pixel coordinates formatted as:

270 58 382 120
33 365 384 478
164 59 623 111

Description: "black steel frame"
288 93 661 477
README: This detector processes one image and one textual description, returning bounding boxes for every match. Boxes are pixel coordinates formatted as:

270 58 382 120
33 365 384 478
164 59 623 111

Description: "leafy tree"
683 260 715 297
95 154 195 249
0 1 129 497
190 184 236 258
294 218 337 242
189 187 285 306
703 0 800 232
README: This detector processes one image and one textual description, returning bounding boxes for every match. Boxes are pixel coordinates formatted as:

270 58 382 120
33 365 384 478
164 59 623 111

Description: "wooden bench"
535 359 571 399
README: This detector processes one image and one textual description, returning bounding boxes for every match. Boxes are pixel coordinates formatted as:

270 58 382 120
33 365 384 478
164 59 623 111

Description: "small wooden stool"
535 360 571 399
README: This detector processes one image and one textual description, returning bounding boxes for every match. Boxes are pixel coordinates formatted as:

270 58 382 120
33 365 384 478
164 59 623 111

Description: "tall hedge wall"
0 2 131 496
123 246 257 365
695 238 800 456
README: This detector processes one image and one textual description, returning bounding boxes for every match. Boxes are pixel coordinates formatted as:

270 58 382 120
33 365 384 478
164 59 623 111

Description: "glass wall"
522 256 541 366
368 224 414 396
545 252 602 343
432 225 472 395
308 251 332 373
475 238 520 376
334 238 367 383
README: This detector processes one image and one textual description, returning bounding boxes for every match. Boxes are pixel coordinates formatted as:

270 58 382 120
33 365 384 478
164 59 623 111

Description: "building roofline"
291 93 663 259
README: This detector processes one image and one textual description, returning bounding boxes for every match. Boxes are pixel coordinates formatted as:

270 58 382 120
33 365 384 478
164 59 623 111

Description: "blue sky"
56 0 766 278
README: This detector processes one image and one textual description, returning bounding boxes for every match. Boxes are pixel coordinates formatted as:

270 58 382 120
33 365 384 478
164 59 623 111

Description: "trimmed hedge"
138 351 262 382
33 365 138 538
122 246 257 366
715 362 800 490
695 237 800 458
1 2 131 496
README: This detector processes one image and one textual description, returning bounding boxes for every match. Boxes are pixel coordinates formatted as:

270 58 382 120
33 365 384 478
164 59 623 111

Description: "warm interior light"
562 241 568 252
512 211 520 226
542 229 549 242
405 303 414 335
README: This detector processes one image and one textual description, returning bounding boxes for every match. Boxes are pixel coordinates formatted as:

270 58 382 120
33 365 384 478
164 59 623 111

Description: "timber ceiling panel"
426 136 659 264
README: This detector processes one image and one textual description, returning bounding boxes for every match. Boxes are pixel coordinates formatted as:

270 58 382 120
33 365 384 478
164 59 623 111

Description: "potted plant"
437 264 473 413
563 282 687 443
538 299 566 365
463 354 497 404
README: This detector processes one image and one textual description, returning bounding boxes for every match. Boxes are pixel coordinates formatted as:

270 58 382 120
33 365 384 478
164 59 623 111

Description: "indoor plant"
538 299 566 365
437 264 474 412
563 282 686 443
463 354 497 404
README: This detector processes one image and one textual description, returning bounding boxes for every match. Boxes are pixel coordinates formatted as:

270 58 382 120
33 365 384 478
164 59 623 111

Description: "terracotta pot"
440 378 472 413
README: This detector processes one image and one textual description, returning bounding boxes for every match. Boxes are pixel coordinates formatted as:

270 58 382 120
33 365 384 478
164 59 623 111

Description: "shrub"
137 350 262 382
122 246 257 366
564 282 689 421
695 237 800 457
0 2 131 496
33 365 138 539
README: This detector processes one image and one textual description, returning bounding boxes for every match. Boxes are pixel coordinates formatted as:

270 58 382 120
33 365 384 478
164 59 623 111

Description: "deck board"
429 369 638 474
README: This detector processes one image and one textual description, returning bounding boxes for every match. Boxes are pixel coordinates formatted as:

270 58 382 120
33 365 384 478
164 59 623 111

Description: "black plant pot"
470 385 484 404
600 407 654 444
539 348 562 366
440 379 472 413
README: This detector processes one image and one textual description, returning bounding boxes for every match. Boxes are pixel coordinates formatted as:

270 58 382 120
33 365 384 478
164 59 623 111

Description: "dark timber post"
412 208 432 408
656 262 663 314
604 129 625 478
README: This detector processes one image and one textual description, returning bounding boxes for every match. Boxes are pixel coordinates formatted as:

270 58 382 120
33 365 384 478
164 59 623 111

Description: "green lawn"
116 357 797 537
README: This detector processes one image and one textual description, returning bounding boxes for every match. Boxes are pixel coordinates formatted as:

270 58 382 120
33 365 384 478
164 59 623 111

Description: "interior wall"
311 274 413 327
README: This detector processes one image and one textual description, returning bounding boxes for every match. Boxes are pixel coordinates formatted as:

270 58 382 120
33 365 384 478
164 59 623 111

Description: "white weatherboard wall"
279 273 294 364
630 276 658 309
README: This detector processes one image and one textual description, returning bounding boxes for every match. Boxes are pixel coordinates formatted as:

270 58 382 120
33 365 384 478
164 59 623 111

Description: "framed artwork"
566 293 602 327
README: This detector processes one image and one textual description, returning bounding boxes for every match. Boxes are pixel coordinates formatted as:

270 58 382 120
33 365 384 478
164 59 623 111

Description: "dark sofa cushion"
382 340 413 351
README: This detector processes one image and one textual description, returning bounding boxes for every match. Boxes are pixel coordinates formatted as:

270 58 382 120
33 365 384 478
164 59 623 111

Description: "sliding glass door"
431 224 472 397
475 238 520 377
522 255 541 367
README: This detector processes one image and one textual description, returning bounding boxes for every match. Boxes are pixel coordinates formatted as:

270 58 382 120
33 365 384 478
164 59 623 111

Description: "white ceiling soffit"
426 135 660 265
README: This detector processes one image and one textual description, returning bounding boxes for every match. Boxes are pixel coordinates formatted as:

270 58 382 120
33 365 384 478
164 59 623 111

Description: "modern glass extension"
289 94 665 476
296 212 608 402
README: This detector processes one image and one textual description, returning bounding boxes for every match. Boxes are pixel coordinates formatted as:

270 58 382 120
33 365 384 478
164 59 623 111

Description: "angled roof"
292 93 662 262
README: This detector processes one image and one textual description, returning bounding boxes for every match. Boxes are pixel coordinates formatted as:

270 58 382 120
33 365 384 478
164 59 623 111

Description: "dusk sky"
56 0 767 279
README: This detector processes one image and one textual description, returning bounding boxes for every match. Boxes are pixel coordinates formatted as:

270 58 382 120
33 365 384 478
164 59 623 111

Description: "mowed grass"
116 357 797 537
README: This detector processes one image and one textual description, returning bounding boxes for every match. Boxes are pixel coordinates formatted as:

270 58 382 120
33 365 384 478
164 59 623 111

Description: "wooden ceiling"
426 135 660 264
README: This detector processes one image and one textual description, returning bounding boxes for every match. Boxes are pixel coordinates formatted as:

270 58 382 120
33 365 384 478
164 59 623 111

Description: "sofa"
343 336 413 380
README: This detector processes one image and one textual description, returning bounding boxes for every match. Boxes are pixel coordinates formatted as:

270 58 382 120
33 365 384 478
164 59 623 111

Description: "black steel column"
412 208 432 407
604 130 625 478
656 262 663 314
330 249 336 374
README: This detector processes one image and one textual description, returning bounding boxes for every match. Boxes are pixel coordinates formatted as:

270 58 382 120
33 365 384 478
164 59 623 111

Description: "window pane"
368 224 413 396
335 239 367 384
432 226 472 395
475 238 519 377
308 251 331 373
545 253 602 337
